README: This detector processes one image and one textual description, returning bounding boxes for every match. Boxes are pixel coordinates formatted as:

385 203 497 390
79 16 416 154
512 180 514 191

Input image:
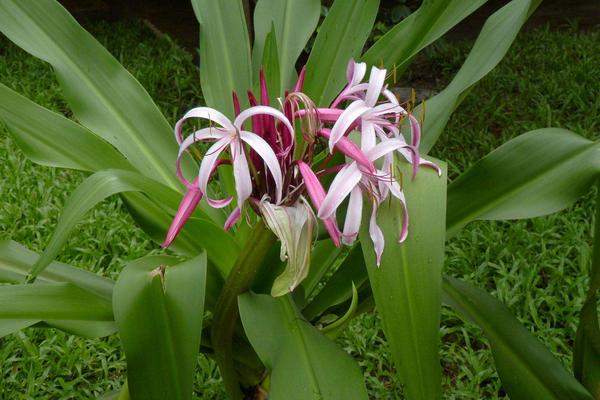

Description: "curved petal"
234 106 294 142
231 141 253 208
346 60 367 87
409 114 421 148
372 102 406 117
364 66 387 107
368 200 385 267
319 129 374 172
175 107 234 143
224 207 242 231
365 138 410 162
328 101 370 152
240 131 284 203
318 162 362 219
382 88 400 105
342 187 363 245
198 136 232 199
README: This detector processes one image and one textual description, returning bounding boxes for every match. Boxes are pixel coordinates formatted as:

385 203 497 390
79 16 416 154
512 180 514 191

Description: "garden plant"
0 0 599 399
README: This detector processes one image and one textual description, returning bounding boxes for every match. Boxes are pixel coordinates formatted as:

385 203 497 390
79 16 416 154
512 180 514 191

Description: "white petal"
198 136 231 194
361 121 377 152
175 107 234 143
329 101 370 152
231 141 253 206
365 138 408 162
234 105 294 140
346 60 367 86
368 201 385 266
342 187 363 245
240 131 284 203
318 163 362 219
364 66 387 107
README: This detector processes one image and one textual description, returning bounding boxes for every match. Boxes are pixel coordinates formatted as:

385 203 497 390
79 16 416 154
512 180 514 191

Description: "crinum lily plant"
0 0 598 399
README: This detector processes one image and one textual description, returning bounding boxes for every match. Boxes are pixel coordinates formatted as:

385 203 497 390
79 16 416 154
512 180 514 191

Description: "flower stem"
211 220 275 399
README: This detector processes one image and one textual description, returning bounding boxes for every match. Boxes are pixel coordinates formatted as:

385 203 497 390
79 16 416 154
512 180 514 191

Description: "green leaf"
304 0 379 106
363 0 488 71
0 83 133 173
192 0 253 117
320 283 358 339
359 158 447 399
574 183 600 397
260 25 282 102
0 240 114 299
0 283 113 321
417 0 541 153
0 0 188 188
239 293 368 400
113 254 207 400
30 169 238 278
447 129 600 237
300 239 344 300
0 240 117 338
252 0 320 90
303 244 366 321
443 276 593 400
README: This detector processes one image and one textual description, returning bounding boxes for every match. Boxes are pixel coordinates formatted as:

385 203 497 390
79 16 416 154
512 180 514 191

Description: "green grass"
1 19 599 399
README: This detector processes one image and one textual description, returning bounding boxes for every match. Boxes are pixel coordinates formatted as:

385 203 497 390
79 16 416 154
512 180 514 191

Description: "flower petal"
328 100 370 152
319 129 374 172
368 200 385 267
342 186 363 245
224 207 242 231
234 106 294 140
231 141 253 207
175 107 234 144
409 114 421 148
198 135 232 201
346 60 367 87
364 66 386 107
318 162 362 219
162 181 203 248
240 131 284 203
361 120 377 152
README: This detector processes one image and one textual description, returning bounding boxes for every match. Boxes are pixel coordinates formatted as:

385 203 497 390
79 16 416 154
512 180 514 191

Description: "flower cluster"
164 60 440 279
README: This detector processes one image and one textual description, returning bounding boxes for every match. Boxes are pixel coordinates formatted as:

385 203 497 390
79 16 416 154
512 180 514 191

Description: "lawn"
0 19 599 399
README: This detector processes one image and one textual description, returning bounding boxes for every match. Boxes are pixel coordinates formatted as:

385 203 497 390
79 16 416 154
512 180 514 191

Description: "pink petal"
342 186 363 245
232 92 241 116
364 67 387 107
240 131 284 203
224 207 242 231
162 181 203 248
294 66 306 92
176 127 227 188
318 162 362 219
319 128 374 173
297 162 342 246
328 101 370 152
259 68 270 106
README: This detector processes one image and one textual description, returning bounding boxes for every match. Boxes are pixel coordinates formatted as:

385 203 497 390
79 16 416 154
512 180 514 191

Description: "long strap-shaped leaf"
447 128 600 237
0 0 187 188
0 240 117 338
362 0 489 71
239 293 368 400
417 0 542 153
252 0 320 91
304 0 380 106
113 254 207 400
29 169 238 279
0 282 116 338
192 0 253 117
443 276 593 400
0 83 133 173
573 182 600 397
360 159 447 400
